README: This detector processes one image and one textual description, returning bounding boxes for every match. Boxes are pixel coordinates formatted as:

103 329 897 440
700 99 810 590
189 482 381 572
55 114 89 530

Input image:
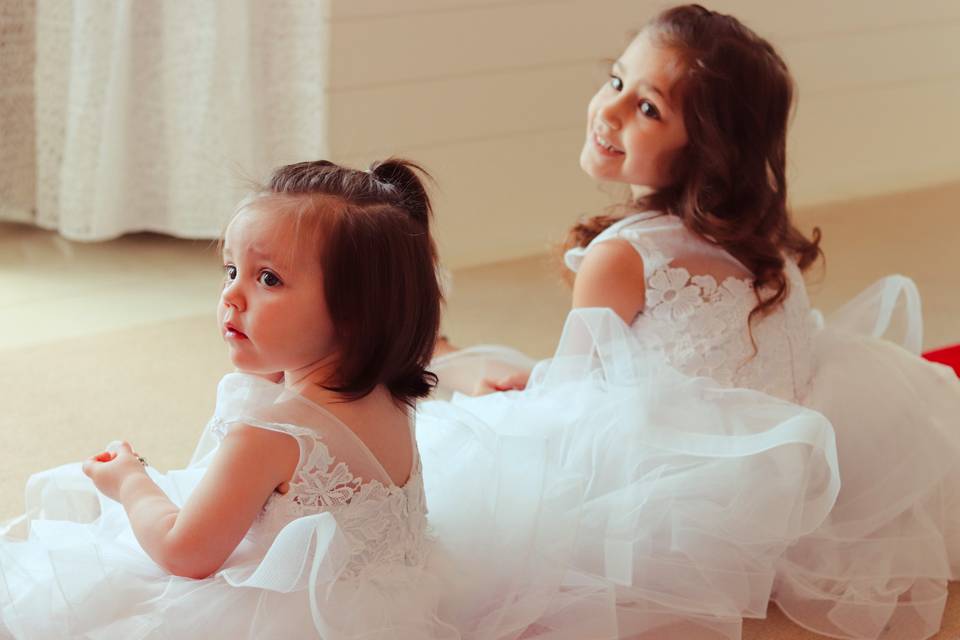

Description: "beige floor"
1 181 959 638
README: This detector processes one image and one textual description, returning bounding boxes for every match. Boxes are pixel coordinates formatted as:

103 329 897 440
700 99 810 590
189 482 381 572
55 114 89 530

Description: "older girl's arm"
571 238 646 324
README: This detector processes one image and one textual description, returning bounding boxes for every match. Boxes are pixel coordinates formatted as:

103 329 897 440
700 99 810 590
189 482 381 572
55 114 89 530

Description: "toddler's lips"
224 324 248 340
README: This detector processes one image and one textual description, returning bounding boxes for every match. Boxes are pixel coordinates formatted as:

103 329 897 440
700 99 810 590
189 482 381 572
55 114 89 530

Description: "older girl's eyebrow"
612 60 671 107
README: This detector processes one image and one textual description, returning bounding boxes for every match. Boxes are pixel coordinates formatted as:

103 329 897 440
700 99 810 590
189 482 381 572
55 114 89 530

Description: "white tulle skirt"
419 309 841 639
773 277 960 639
3 277 957 640
0 464 455 640
419 277 960 640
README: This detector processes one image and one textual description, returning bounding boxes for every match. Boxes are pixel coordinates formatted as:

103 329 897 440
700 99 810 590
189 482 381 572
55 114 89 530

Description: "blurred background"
1 0 958 517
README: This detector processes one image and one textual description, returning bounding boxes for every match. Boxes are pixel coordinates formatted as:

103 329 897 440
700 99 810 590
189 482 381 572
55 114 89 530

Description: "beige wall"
325 0 960 269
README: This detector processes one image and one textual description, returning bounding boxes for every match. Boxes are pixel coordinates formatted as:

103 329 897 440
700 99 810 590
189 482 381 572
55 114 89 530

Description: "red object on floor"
923 344 960 377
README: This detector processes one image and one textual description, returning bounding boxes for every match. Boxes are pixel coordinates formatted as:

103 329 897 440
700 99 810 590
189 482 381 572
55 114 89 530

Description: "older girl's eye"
608 75 624 91
258 271 281 287
224 265 237 280
639 100 661 120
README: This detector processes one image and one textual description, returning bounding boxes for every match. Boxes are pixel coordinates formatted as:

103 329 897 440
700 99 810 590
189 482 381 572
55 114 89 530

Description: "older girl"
425 5 960 639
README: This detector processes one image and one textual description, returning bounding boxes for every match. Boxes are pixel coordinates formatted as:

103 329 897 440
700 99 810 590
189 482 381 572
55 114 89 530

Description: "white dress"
0 373 458 640
420 212 960 639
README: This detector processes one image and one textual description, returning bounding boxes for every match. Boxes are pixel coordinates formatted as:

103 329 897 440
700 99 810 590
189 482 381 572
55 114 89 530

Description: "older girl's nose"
597 91 633 130
597 93 628 130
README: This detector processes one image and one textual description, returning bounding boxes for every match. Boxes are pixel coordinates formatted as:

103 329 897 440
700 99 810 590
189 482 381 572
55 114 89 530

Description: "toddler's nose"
221 281 245 311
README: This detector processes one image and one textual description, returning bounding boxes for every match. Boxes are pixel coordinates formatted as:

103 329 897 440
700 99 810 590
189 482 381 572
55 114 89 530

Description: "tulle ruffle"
419 308 841 639
771 277 960 639
423 277 960 639
2 420 456 640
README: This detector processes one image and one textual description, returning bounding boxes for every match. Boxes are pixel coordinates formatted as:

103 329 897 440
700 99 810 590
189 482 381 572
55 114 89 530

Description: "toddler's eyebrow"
246 246 274 261
221 245 274 260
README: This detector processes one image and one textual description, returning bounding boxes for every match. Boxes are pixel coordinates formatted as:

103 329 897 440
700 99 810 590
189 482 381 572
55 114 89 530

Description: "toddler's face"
580 32 688 192
218 203 335 378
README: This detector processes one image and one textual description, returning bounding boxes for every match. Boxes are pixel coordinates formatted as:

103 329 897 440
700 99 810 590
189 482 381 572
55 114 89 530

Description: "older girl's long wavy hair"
566 4 822 324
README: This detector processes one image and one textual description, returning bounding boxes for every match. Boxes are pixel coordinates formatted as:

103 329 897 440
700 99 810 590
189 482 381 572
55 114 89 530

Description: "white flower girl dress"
1 373 458 639
420 211 960 639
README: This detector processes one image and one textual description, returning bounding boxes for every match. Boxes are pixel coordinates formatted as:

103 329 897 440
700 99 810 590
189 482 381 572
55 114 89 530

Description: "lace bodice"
197 375 429 579
565 213 819 402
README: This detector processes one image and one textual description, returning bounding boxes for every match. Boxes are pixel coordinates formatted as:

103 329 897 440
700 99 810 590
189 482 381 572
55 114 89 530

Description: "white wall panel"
327 0 657 88
790 76 960 206
336 127 615 268
328 62 597 154
330 0 568 21
708 0 960 39
325 1 960 266
782 22 960 96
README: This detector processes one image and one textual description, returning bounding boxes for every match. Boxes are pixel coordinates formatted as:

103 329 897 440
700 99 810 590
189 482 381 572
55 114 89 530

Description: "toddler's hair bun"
369 158 433 229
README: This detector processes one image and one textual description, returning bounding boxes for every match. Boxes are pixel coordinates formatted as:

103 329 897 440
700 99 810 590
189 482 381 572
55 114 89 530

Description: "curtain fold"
0 0 37 225
1 0 330 240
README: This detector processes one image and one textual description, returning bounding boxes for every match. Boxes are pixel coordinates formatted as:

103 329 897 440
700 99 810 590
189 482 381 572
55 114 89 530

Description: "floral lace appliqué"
211 421 428 578
647 267 705 321
638 264 814 401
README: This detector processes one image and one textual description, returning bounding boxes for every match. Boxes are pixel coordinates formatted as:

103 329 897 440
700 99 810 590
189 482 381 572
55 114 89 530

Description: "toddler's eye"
639 100 661 120
224 265 237 280
608 75 624 91
258 271 282 287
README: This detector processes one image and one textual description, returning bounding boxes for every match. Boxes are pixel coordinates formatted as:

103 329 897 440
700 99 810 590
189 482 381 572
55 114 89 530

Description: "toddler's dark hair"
264 158 441 408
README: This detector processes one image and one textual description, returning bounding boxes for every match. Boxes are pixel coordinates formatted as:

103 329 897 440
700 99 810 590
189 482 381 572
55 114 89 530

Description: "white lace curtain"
0 0 329 240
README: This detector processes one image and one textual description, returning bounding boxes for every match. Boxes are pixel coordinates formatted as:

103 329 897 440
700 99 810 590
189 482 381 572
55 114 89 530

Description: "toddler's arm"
86 427 298 579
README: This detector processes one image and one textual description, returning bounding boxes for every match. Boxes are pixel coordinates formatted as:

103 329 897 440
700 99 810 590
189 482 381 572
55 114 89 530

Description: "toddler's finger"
475 378 497 395
106 440 135 456
81 457 97 477
493 376 524 391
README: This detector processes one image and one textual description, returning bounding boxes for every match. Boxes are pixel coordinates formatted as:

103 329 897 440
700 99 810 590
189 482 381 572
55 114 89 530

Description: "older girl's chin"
579 149 605 179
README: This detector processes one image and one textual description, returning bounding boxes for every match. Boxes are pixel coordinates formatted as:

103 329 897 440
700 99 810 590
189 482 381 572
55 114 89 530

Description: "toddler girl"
0 159 459 639
423 5 960 639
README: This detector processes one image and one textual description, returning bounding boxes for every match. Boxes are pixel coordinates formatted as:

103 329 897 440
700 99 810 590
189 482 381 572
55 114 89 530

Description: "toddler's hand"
475 371 530 395
82 440 148 502
433 335 459 358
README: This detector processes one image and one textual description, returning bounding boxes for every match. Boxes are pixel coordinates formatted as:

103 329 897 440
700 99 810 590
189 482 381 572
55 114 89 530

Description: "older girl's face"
579 33 688 193
218 203 335 377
